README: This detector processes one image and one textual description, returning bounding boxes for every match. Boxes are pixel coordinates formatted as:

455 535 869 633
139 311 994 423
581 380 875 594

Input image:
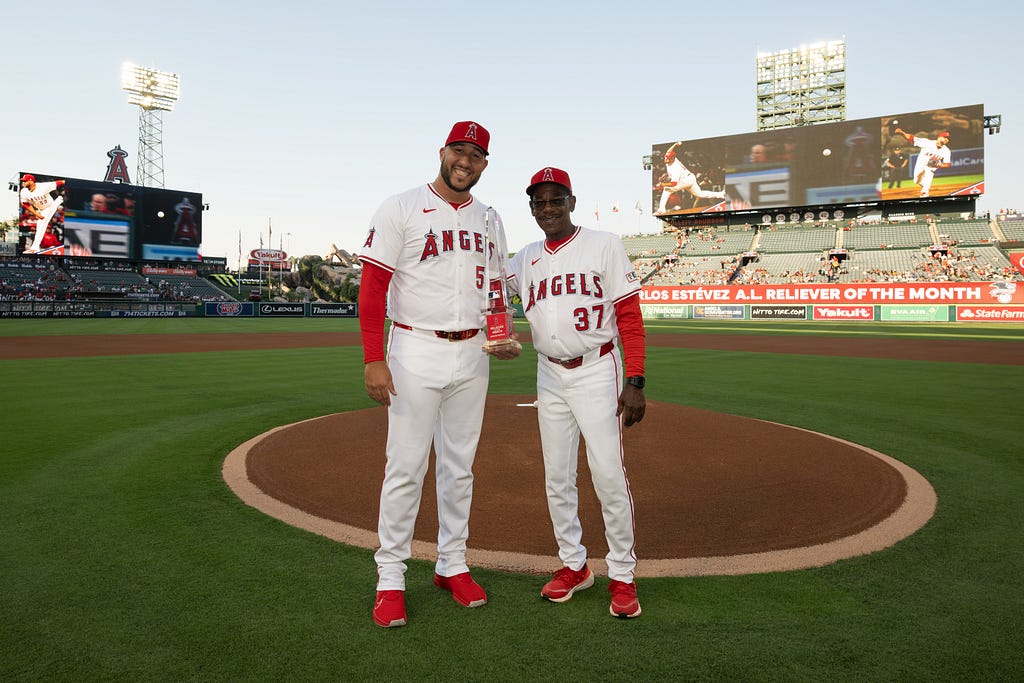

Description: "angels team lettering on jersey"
508 227 640 360
359 183 505 331
20 182 61 212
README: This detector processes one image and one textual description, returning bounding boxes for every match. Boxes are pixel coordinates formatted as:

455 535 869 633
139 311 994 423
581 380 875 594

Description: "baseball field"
2 317 1023 680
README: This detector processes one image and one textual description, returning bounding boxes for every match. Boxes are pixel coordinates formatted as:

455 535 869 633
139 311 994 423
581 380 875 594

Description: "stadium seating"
841 222 934 250
934 218 999 246
999 219 1024 241
679 227 755 256
755 225 839 254
621 234 678 257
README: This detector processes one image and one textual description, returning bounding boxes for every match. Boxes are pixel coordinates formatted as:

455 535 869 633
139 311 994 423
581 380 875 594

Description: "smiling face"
434 142 488 201
528 183 576 242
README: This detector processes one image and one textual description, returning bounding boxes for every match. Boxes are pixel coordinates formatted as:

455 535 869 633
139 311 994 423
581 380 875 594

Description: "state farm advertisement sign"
956 306 1024 322
640 281 1024 305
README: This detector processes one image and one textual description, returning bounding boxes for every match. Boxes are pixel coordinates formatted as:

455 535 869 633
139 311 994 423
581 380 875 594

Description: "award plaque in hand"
483 279 516 350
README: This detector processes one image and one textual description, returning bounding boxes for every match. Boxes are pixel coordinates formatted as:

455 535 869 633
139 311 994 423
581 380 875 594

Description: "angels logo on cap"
526 167 572 195
444 121 490 155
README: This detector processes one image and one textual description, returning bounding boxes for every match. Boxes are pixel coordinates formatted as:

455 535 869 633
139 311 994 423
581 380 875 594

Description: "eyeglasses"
529 196 571 210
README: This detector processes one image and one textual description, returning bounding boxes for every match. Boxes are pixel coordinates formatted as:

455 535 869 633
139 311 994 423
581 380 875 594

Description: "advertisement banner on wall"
693 305 744 319
204 302 255 317
750 305 808 320
955 306 1024 322
1008 252 1024 277
258 302 306 317
310 302 357 317
640 304 690 319
812 306 875 321
880 306 950 322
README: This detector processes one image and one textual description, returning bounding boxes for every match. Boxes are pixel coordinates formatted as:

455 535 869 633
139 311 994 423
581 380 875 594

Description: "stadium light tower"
121 62 180 188
756 39 846 131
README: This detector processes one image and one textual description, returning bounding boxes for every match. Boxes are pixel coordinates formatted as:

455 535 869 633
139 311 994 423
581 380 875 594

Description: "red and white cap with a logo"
526 167 572 196
444 121 490 155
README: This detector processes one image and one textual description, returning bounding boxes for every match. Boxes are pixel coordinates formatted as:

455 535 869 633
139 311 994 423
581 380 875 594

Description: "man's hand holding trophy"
482 207 521 359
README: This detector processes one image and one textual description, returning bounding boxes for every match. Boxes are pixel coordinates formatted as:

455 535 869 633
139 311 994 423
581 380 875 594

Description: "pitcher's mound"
224 396 935 576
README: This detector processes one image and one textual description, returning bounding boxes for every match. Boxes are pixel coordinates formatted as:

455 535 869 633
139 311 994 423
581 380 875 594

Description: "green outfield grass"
2 318 1023 681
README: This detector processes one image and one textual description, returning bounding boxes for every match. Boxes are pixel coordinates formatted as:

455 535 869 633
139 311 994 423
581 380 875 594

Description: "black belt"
547 340 615 369
392 321 480 341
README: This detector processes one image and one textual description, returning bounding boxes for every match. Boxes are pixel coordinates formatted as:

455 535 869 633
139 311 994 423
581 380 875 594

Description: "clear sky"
4 0 1021 265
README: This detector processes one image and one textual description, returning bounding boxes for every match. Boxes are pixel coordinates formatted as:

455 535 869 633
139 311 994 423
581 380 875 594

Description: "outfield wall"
3 284 1021 322
0 301 358 318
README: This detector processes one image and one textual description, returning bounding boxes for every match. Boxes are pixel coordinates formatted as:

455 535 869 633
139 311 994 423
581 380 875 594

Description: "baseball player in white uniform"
18 174 65 254
894 128 952 197
656 142 726 214
507 167 647 619
358 121 519 628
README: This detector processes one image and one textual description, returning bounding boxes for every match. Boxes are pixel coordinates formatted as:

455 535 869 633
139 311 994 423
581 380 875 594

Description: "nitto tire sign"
311 302 357 317
750 305 807 320
259 302 305 317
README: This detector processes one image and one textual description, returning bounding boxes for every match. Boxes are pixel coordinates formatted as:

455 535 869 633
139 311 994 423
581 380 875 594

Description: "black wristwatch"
626 375 646 389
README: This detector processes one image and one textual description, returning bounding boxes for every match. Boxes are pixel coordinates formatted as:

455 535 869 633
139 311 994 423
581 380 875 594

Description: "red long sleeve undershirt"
614 293 646 377
358 260 393 364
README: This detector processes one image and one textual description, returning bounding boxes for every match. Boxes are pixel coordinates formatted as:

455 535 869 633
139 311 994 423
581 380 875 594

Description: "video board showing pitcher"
651 103 984 217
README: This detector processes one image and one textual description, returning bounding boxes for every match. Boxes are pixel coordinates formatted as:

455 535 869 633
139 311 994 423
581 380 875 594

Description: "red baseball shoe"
608 580 642 618
541 564 594 602
373 590 407 628
433 572 487 607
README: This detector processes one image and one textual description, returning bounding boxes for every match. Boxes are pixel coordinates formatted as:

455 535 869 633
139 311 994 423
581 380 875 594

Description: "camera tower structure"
756 40 846 131
121 62 180 188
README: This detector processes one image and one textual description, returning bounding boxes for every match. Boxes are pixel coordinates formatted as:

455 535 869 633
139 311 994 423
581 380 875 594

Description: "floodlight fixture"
121 62 180 111
755 39 846 131
122 61 180 187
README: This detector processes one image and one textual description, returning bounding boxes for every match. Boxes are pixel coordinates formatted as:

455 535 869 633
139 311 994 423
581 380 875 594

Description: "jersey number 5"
573 305 604 331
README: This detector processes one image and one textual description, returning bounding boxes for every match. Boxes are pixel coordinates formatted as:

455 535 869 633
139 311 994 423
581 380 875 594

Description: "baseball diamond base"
224 396 936 577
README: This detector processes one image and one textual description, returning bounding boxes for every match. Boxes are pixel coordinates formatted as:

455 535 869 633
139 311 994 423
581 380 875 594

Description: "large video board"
651 103 984 218
15 173 202 261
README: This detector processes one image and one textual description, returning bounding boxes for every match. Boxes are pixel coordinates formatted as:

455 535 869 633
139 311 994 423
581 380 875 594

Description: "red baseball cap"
21 173 35 183
938 131 951 139
526 167 572 196
444 121 490 155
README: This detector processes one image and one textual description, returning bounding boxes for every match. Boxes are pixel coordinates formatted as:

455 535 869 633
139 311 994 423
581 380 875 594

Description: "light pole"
121 62 180 188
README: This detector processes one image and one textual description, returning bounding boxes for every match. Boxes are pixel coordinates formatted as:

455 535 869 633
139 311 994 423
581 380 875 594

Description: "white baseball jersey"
359 181 507 593
360 183 505 330
507 227 641 360
20 182 61 215
912 137 951 174
508 225 642 584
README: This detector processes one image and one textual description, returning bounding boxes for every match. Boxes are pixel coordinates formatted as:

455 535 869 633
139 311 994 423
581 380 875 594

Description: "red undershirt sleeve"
357 260 394 364
614 293 646 377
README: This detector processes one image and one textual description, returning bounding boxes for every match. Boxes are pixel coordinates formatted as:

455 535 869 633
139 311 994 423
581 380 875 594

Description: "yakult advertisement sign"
640 282 1024 305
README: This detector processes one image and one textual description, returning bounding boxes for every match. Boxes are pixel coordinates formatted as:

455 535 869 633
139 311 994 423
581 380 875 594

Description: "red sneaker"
373 590 407 627
541 565 594 603
608 580 642 618
433 572 487 607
